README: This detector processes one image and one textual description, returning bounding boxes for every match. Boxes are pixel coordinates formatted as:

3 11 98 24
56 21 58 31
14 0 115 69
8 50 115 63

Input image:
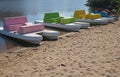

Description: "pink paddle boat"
0 16 60 44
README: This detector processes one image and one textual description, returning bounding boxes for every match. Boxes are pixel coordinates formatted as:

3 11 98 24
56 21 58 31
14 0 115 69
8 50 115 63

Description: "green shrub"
86 0 120 14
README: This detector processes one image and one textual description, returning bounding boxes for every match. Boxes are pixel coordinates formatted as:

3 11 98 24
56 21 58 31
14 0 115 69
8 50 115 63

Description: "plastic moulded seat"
87 13 101 19
60 17 76 24
43 12 63 23
3 16 44 34
3 16 27 31
74 10 86 18
44 12 76 24
18 23 44 34
74 10 101 19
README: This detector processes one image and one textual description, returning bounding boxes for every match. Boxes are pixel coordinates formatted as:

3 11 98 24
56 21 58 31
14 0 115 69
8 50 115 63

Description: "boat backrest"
74 10 86 18
44 12 60 19
4 16 28 26
44 12 62 23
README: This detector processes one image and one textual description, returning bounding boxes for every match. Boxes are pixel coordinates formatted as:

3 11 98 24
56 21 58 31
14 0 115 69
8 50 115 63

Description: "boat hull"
76 18 108 25
36 30 60 40
35 20 81 31
0 29 43 44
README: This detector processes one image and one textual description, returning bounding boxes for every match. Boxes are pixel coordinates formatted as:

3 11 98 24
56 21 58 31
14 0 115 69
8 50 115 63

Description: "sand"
0 20 120 77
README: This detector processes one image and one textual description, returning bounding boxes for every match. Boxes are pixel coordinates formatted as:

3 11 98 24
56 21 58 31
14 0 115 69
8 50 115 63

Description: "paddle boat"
0 16 60 44
35 12 90 31
73 10 114 25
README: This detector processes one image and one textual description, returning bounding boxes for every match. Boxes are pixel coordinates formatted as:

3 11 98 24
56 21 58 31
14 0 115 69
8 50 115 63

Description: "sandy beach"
0 20 120 77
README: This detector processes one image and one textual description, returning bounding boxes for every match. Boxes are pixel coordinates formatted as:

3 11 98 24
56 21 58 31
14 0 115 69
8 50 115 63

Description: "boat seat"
44 12 63 23
44 12 76 24
3 16 44 33
60 17 76 24
7 24 22 31
18 23 44 34
87 13 101 19
4 16 28 31
74 10 86 18
74 10 101 19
